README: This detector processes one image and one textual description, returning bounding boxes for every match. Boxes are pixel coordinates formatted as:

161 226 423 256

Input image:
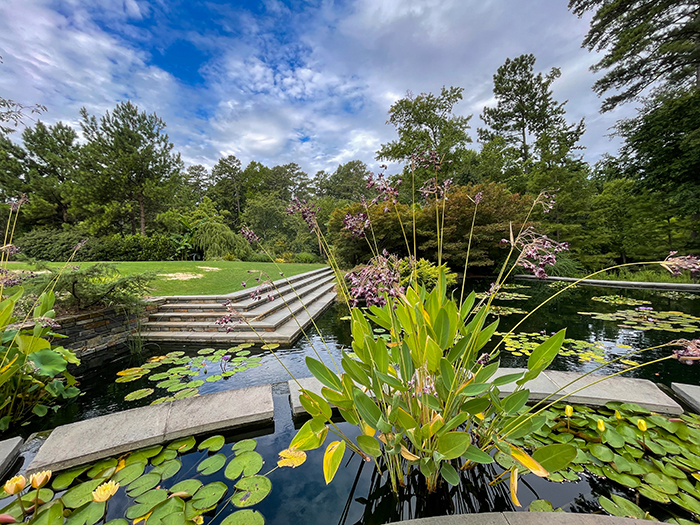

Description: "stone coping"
671 383 700 413
0 437 23 479
27 384 274 474
394 512 661 525
289 367 682 417
515 274 700 292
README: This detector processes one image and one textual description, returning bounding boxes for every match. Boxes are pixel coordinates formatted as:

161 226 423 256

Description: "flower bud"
597 419 606 432
564 405 573 417
3 475 26 496
29 470 51 489
637 419 647 432
614 410 622 420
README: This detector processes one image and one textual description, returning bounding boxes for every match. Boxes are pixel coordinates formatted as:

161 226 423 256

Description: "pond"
3 280 700 525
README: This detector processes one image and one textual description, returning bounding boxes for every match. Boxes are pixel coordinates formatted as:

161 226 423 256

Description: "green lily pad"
125 490 169 519
231 476 272 507
62 479 104 509
156 379 181 389
115 374 144 383
232 439 257 453
65 501 106 525
198 435 225 452
125 388 154 401
167 382 190 392
152 448 177 465
637 484 671 503
126 445 162 465
112 462 146 486
221 510 265 525
22 488 54 505
151 459 182 480
670 493 700 515
86 458 118 478
173 388 199 400
197 348 216 355
149 496 185 524
589 443 614 462
169 479 203 497
126 473 161 498
149 372 171 381
151 396 174 405
644 472 679 495
33 502 66 525
197 454 227 476
224 451 263 480
599 495 645 519
205 374 222 383
167 436 196 453
53 466 90 490
191 482 228 510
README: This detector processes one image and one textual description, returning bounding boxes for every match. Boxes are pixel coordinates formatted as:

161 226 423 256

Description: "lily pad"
112 462 146 486
53 466 90 490
199 435 225 452
197 454 227 476
126 473 161 498
126 445 162 465
167 436 196 453
87 458 118 478
115 374 144 383
225 451 263 480
169 479 203 497
65 501 106 525
62 479 104 509
232 439 257 453
152 449 177 465
221 510 265 525
191 482 228 510
231 476 272 507
151 459 182 480
125 388 154 401
173 388 199 400
589 443 614 462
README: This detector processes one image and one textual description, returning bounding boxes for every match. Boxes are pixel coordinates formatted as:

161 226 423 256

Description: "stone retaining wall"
53 298 165 358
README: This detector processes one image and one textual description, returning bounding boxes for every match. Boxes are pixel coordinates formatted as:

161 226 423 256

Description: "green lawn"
5 261 326 296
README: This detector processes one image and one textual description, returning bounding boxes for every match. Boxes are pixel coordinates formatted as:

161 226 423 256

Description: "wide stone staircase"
140 266 337 344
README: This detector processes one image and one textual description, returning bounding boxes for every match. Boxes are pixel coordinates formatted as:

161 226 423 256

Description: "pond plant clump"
0 435 272 525
222 152 700 519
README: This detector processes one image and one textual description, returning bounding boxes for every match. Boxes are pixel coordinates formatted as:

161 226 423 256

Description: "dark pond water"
4 280 700 524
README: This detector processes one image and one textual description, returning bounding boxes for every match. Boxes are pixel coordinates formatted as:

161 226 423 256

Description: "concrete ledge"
289 368 682 416
515 274 700 292
0 437 23 479
395 512 661 525
27 384 274 474
671 383 700 413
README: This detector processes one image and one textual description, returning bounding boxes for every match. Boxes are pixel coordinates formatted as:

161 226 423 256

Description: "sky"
0 0 637 177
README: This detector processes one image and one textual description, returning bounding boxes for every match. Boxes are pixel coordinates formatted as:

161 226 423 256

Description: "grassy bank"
5 261 326 296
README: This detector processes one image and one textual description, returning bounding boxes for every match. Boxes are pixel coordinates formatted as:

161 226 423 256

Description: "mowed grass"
4 260 326 296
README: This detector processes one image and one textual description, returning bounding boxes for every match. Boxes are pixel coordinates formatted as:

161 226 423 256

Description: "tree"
479 54 584 168
569 0 700 111
21 121 81 227
314 160 373 201
616 89 700 217
79 101 183 236
209 155 246 224
377 87 472 199
182 164 209 206
0 56 46 136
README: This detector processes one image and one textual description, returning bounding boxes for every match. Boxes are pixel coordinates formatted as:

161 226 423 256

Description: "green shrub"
398 257 457 290
294 252 319 264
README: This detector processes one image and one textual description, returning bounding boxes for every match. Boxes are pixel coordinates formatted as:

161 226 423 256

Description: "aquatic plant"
591 295 652 306
0 436 272 525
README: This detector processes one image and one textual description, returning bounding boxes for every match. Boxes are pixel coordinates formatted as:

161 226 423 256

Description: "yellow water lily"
28 471 51 489
564 405 573 417
637 419 647 432
3 475 26 496
596 419 606 432
92 481 119 502
193 517 203 525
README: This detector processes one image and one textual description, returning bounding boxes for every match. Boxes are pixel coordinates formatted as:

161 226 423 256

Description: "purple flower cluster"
0 268 34 287
476 353 490 366
535 190 556 214
215 308 245 333
670 339 700 365
346 251 404 307
661 252 700 276
418 177 453 201
410 149 447 171
1 244 20 256
406 370 437 397
286 197 319 232
474 191 483 205
74 239 88 252
342 212 370 238
366 169 400 211
513 228 569 279
240 226 260 244
35 316 61 329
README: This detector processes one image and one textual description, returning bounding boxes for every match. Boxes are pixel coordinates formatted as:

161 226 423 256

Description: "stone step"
157 270 335 314
158 266 333 305
142 280 336 332
141 290 337 344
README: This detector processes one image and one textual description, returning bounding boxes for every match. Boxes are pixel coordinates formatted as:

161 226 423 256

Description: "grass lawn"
5 260 326 296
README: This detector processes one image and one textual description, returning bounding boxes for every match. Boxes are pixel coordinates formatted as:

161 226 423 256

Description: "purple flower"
661 253 699 276
474 191 483 204
9 194 29 211
670 339 700 365
74 239 88 251
286 197 319 232
515 227 569 279
418 177 452 201
0 244 20 255
241 226 260 244
476 353 490 366
241 281 247 288
343 212 370 238
345 252 402 307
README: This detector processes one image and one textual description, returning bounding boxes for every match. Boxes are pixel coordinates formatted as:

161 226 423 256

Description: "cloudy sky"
0 0 636 176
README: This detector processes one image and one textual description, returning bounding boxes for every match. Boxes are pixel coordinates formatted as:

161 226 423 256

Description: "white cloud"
0 0 633 178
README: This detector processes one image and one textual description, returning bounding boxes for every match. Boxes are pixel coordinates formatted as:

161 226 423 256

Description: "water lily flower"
637 419 647 432
614 410 622 420
564 405 573 418
3 475 26 496
92 481 119 502
0 513 17 523
597 419 606 432
28 471 51 489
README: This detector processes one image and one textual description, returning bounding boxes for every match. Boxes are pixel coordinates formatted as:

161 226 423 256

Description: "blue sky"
0 0 636 176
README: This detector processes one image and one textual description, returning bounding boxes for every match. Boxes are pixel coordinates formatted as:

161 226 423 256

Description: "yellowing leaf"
400 445 419 461
510 467 521 507
692 472 700 482
115 459 126 473
322 441 346 484
277 447 307 468
133 511 152 525
360 421 375 437
117 368 144 376
511 446 548 477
